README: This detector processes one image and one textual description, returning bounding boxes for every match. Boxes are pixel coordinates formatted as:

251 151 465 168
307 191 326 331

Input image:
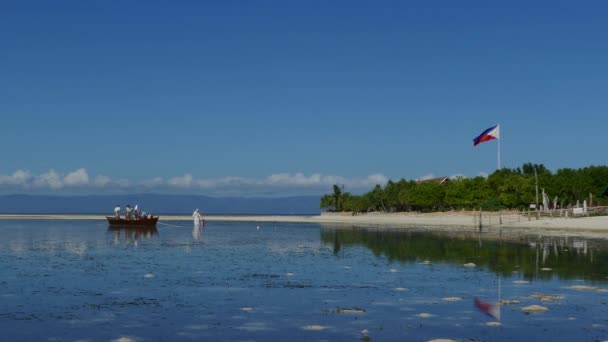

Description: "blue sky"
1 1 607 196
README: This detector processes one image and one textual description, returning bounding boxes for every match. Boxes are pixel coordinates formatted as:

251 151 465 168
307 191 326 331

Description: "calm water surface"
1 220 608 341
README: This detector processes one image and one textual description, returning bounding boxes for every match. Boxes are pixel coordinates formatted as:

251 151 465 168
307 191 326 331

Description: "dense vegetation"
320 164 608 212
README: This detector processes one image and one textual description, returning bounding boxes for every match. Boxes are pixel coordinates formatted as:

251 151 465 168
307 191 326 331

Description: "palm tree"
332 184 343 212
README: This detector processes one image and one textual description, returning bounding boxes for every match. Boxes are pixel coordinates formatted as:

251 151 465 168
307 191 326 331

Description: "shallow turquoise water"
1 220 607 341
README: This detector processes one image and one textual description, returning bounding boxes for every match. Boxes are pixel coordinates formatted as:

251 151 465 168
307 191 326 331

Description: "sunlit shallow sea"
1 219 608 341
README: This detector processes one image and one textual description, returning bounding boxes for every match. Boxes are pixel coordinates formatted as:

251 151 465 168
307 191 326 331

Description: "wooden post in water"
528 208 531 221
479 208 483 231
499 210 502 225
473 211 476 227
518 209 520 222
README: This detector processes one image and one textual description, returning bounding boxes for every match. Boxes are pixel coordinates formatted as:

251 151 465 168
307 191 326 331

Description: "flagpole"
498 274 502 321
497 123 501 170
499 275 502 303
497 123 502 321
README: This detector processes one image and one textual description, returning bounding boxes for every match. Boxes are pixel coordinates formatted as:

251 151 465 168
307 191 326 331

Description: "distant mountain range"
0 194 321 215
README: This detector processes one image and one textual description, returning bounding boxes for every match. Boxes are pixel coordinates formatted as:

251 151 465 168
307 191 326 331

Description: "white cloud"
63 168 89 186
365 173 389 186
93 175 112 187
141 177 164 187
34 170 62 189
168 174 193 187
115 178 132 188
193 176 246 188
0 170 33 186
0 168 391 195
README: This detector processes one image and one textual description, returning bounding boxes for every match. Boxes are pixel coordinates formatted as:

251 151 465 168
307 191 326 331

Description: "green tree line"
320 164 608 213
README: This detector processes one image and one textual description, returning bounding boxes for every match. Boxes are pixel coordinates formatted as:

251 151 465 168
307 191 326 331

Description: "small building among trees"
416 176 450 185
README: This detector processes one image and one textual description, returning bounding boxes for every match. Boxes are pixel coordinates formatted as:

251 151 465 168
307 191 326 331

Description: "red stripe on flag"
473 135 498 146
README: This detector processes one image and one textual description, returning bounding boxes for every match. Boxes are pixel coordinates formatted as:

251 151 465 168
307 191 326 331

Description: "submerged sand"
0 211 606 234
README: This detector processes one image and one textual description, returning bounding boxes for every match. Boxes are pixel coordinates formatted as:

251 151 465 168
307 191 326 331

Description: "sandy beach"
0 211 606 233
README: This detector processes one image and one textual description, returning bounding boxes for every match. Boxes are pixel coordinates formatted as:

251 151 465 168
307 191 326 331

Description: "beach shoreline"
0 212 606 234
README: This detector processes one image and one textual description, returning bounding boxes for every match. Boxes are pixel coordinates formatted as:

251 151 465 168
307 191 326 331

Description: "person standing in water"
192 209 205 240
193 209 202 226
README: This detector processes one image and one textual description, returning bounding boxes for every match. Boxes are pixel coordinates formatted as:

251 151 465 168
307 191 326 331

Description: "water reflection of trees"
321 228 608 282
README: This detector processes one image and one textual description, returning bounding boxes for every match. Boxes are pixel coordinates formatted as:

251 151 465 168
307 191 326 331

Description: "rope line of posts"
157 222 192 228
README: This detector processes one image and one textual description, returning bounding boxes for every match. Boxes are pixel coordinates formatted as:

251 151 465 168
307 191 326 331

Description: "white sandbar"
0 212 607 235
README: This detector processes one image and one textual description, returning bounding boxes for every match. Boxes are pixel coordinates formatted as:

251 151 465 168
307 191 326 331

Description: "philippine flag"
473 125 499 146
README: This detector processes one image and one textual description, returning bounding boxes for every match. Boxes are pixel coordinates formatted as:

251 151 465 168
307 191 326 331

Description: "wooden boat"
106 216 159 227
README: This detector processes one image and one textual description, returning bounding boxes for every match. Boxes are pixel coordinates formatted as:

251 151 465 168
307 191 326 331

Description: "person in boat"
114 204 121 218
125 204 132 220
134 205 139 219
